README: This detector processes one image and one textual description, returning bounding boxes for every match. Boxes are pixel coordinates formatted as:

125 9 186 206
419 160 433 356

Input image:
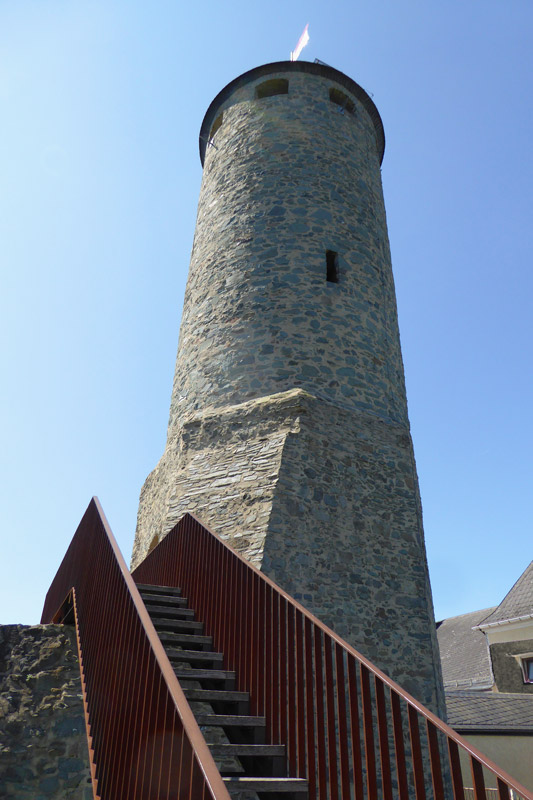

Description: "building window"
329 87 355 115
522 657 533 683
256 78 289 99
209 112 223 141
326 250 339 283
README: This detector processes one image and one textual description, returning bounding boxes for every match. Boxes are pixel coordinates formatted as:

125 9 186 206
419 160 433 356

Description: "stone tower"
133 61 445 715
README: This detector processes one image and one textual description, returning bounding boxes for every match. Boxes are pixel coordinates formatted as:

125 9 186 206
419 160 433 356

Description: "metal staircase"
137 582 308 799
41 499 533 800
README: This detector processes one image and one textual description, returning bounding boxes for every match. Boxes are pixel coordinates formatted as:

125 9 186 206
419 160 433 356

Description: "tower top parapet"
199 60 385 166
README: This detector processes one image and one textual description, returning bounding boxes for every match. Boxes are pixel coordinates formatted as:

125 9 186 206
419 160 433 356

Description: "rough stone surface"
0 624 92 799
490 638 533 694
133 62 446 717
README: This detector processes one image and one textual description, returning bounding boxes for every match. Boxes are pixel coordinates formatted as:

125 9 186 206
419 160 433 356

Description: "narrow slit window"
256 78 289 99
209 112 223 141
329 87 355 115
326 250 339 283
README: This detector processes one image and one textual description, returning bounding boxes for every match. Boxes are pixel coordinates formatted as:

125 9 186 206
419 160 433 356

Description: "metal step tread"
174 668 235 681
136 583 182 596
196 714 266 727
141 594 189 608
167 648 224 663
223 777 308 793
209 743 286 757
153 618 204 632
158 631 212 646
143 604 195 618
183 688 249 703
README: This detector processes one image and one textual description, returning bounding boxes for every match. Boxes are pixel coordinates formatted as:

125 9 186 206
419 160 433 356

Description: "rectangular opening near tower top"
326 250 339 283
255 78 289 99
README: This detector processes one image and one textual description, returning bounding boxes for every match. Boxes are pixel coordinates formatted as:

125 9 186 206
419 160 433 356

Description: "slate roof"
446 690 533 732
436 608 495 690
477 560 533 627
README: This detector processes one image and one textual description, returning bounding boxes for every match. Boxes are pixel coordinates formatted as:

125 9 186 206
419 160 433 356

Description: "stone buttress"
132 61 446 716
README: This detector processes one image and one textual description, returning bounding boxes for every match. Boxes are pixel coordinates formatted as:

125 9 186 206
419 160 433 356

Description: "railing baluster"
361 664 378 800
375 677 393 800
106 579 130 794
155 691 171 800
427 719 445 800
167 713 182 800
214 539 224 656
335 644 350 798
347 655 365 800
408 704 427 800
238 560 246 693
125 636 149 799
258 575 267 717
296 610 306 777
471 756 488 800
110 593 137 798
314 627 328 800
221 543 230 664
265 584 274 744
138 650 157 798
250 571 260 716
304 616 317 799
324 634 339 799
390 690 410 800
497 778 511 800
98 555 122 791
147 673 164 798
287 603 298 774
447 738 466 800
279 597 289 750
272 591 280 744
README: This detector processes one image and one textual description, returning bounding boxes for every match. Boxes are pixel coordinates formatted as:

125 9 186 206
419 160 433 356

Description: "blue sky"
1 0 532 626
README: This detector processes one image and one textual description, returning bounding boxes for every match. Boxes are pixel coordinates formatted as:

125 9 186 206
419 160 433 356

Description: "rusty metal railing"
41 499 231 800
132 513 533 800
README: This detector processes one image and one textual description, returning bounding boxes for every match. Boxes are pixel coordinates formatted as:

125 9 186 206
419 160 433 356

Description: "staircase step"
141 593 189 608
196 714 265 728
142 583 298 792
143 604 195 619
174 667 235 682
183 688 248 703
136 583 182 596
209 743 286 758
153 618 204 633
158 631 212 648
223 777 308 794
167 648 224 664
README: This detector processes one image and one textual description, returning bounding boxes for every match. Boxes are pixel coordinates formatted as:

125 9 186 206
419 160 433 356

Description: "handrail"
132 513 533 800
41 498 231 800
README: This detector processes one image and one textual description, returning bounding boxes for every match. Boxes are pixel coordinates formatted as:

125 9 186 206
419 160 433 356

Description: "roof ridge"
477 560 533 627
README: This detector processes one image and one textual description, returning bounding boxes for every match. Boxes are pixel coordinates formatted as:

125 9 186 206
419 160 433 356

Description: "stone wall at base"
133 387 445 717
132 390 301 569
0 624 92 799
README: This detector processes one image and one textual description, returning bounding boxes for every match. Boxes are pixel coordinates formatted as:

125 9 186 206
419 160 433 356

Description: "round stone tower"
133 61 445 715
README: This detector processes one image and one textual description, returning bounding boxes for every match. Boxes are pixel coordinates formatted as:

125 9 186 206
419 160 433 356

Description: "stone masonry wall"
135 64 411 568
0 624 92 799
133 390 300 567
490 638 533 694
134 387 445 716
166 68 407 438
134 62 445 718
